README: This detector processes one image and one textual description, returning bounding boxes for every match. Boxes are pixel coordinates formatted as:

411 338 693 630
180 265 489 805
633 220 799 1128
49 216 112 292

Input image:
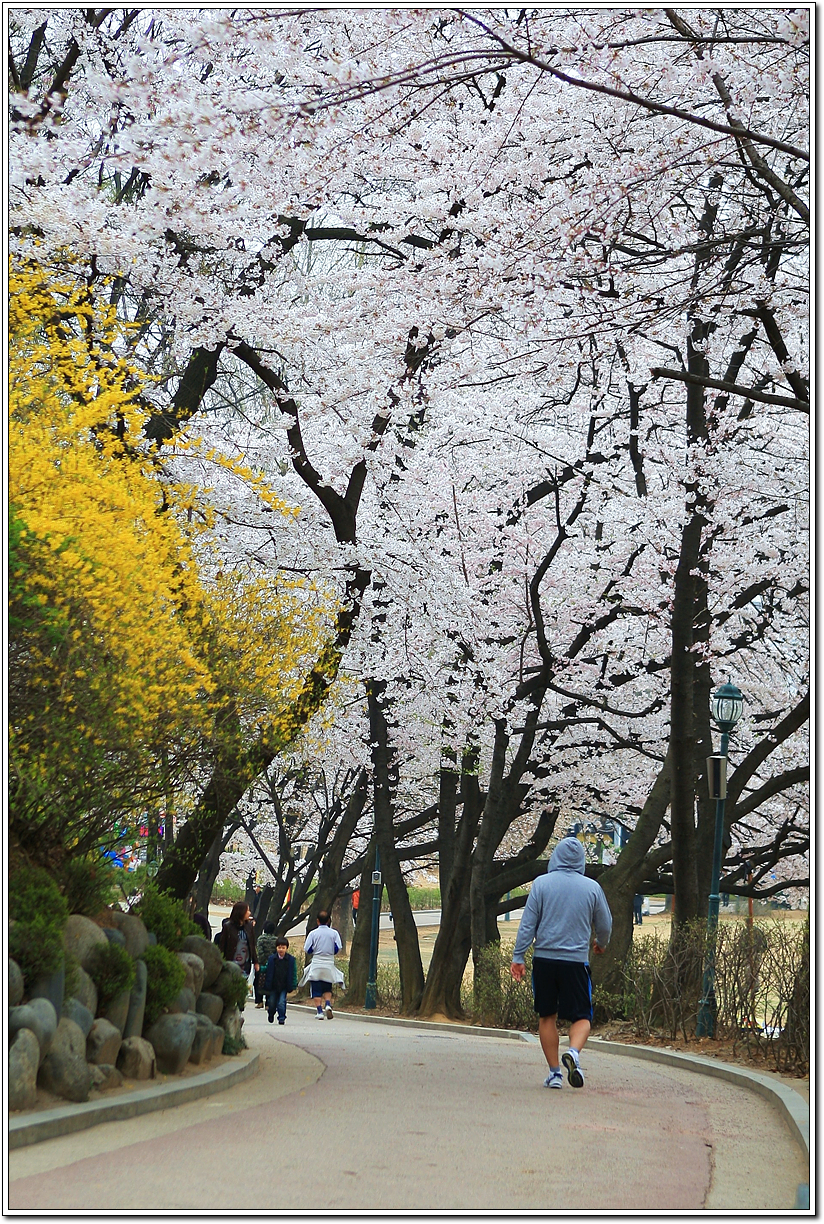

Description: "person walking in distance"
255 921 280 1008
218 902 259 994
263 936 298 1025
298 910 345 1019
511 836 612 1089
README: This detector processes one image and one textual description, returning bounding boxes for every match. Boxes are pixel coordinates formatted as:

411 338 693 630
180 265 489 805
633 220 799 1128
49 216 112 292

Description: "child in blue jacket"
263 937 298 1025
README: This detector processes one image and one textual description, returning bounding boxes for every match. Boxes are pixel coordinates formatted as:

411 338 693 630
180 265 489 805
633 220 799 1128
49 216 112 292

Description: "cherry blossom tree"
9 9 808 1015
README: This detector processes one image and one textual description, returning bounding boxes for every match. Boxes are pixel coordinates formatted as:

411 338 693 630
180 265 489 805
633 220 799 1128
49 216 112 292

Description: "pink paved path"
9 1008 806 1212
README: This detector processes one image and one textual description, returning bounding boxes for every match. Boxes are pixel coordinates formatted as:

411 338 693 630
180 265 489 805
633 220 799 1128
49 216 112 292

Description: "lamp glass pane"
711 685 743 728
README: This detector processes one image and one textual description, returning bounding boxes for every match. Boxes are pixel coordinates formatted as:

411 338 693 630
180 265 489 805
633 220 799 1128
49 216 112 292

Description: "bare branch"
650 367 808 412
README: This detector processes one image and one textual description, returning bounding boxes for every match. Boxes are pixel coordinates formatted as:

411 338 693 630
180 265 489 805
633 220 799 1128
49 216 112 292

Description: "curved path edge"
588 1037 809 1158
299 1005 809 1159
8 1050 260 1151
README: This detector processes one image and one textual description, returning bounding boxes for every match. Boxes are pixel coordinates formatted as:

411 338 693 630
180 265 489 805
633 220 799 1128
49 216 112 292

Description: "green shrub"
620 916 809 1072
222 1031 248 1056
211 879 245 904
622 920 708 1040
141 944 186 1025
592 984 626 1024
9 865 69 985
716 916 809 1073
375 962 402 1009
133 886 197 950
222 967 252 1012
406 886 441 910
57 854 118 916
293 950 305 983
112 862 153 908
87 940 136 1010
469 941 537 1031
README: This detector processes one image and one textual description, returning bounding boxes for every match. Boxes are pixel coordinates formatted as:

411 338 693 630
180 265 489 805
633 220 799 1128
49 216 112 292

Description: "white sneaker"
562 1049 585 1088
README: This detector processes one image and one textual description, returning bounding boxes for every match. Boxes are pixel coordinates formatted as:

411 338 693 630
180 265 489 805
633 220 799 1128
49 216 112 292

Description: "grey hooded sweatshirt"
512 837 612 964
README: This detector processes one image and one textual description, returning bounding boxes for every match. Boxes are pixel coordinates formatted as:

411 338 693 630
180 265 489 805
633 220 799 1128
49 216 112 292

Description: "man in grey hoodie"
511 836 612 1089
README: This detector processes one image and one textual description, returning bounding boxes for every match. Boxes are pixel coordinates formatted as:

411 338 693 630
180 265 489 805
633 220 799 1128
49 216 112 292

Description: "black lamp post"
696 681 744 1038
364 848 382 1009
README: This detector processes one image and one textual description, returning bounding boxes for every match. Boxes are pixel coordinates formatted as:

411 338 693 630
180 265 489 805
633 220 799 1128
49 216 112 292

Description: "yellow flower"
9 254 336 832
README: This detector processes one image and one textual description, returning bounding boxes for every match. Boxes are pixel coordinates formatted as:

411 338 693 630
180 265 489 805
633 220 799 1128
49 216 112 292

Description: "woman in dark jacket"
218 901 259 981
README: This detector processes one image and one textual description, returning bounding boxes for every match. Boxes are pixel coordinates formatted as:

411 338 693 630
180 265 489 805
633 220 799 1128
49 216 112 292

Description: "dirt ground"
377 908 807 970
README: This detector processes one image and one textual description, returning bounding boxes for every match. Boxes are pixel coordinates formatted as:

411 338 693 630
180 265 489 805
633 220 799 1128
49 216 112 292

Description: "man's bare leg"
561 1018 591 1087
538 1014 560 1068
568 1018 591 1054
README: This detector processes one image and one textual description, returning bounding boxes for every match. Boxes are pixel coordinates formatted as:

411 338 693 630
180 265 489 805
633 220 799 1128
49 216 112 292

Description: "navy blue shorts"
531 957 593 1022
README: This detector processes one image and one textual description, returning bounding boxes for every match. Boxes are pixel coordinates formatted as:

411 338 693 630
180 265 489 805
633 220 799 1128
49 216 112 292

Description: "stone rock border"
9 1049 259 1150
9 922 242 1111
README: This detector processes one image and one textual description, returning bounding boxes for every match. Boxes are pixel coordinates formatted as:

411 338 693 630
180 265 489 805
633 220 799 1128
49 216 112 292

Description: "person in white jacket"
299 911 345 1019
511 837 612 1089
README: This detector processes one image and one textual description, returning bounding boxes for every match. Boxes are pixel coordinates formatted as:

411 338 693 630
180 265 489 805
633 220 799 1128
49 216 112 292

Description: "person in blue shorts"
298 910 345 1018
511 836 612 1089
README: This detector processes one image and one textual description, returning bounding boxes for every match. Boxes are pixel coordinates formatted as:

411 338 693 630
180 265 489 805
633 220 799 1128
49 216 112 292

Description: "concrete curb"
294 1003 525 1041
9 1050 260 1150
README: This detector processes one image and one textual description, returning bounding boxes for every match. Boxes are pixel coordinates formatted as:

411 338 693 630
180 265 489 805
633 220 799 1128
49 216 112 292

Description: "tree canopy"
8 8 808 1013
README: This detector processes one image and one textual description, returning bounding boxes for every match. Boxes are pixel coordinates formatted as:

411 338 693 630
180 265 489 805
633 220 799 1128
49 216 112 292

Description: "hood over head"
547 837 586 874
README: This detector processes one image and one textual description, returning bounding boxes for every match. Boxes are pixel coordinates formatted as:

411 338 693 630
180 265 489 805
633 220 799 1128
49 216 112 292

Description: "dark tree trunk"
330 893 354 956
367 680 424 1013
421 893 473 1019
669 511 704 933
260 870 300 936
155 740 265 899
304 768 369 930
438 748 458 897
469 704 542 985
693 618 717 908
346 841 377 1005
668 181 718 936
469 720 507 971
417 752 482 1018
254 884 274 926
590 761 671 997
192 822 238 919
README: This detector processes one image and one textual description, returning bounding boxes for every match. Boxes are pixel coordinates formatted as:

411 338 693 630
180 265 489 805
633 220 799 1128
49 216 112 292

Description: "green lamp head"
711 682 744 734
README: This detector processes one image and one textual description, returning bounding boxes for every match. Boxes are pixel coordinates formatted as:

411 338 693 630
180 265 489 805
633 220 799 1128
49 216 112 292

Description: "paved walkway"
9 1008 807 1212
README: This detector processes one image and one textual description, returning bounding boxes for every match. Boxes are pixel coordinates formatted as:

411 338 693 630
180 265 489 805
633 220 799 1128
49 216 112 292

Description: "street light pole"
696 682 744 1039
365 847 382 1009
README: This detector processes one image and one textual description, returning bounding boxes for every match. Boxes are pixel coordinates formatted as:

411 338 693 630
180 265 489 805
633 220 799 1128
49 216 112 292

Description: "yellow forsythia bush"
9 255 333 865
